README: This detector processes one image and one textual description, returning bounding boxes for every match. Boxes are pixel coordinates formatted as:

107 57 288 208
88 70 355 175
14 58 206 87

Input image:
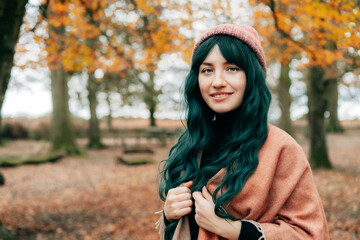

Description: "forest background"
0 0 359 239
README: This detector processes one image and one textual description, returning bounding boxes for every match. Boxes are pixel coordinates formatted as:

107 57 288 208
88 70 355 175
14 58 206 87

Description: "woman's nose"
212 71 226 88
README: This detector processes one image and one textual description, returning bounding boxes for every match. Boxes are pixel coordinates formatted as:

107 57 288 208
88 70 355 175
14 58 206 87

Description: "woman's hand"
192 186 242 240
164 181 193 221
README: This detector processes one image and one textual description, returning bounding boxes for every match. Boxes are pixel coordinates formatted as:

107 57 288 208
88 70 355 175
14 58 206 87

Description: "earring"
212 115 216 121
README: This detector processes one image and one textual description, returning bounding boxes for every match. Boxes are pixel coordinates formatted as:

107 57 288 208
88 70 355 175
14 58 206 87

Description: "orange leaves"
46 0 71 28
19 0 248 78
126 0 191 74
16 0 359 76
1 130 360 239
252 0 360 67
48 16 71 28
51 1 68 14
91 1 99 10
41 0 107 73
39 0 187 76
134 0 156 15
78 0 104 11
180 48 193 65
83 24 101 39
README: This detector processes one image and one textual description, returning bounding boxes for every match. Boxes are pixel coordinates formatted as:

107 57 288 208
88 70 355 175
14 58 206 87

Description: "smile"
210 92 233 102
210 92 233 98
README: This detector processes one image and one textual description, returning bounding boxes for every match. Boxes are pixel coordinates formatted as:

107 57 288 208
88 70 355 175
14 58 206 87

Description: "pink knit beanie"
193 24 267 73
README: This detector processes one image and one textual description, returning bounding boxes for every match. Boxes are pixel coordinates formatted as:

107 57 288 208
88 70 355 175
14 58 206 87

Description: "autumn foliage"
250 0 360 67
21 0 193 78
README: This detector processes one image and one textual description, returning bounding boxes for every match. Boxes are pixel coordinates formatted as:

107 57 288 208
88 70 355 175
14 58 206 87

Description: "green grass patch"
0 152 64 167
116 157 154 165
0 222 20 240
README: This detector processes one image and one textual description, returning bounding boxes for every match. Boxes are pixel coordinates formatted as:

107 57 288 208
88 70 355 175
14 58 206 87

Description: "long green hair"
158 34 271 239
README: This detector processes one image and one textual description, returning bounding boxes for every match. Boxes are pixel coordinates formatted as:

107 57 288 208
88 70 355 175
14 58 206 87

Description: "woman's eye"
201 68 213 73
228 67 240 72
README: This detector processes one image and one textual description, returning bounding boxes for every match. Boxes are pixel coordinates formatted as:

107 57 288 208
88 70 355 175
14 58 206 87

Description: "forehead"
201 45 227 64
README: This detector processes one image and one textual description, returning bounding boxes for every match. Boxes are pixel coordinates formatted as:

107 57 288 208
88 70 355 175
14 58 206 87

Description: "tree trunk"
307 65 332 169
105 91 113 131
87 73 104 149
50 68 82 155
0 0 28 144
144 71 157 127
0 172 4 185
325 78 344 132
149 104 156 127
278 63 294 136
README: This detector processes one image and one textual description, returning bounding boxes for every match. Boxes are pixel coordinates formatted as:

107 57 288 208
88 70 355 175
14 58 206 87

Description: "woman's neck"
211 110 238 143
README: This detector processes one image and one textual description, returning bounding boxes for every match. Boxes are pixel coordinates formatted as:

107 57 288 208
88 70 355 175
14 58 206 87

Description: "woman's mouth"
210 92 233 101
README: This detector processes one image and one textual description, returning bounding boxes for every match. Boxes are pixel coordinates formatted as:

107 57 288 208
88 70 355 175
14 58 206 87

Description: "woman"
157 24 329 240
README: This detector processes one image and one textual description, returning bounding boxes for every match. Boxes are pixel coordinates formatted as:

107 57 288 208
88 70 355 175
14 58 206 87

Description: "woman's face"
198 45 247 114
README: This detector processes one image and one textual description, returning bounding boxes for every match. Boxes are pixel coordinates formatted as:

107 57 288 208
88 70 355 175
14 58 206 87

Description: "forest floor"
0 120 359 240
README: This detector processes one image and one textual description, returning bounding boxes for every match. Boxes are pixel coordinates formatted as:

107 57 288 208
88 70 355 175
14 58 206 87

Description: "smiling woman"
157 24 329 240
198 45 247 114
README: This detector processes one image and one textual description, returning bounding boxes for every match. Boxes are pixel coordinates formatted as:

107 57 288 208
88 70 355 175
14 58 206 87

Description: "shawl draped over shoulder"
156 124 329 240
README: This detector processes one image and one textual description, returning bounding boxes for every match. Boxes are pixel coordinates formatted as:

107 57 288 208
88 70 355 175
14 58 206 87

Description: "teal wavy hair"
158 34 271 239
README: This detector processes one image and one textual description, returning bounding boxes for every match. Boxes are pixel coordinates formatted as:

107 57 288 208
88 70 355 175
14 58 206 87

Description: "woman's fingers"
168 180 193 197
165 198 193 220
172 207 193 219
192 188 214 218
174 192 192 202
164 182 194 221
167 195 193 211
181 180 193 188
192 191 205 203
175 199 193 208
202 186 212 200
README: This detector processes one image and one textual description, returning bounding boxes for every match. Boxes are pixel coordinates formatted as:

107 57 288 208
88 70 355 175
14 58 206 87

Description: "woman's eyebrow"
201 61 231 66
200 62 213 66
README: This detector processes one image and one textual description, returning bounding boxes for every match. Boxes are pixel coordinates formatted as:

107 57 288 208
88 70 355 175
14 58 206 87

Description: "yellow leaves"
83 24 101 39
99 0 107 9
181 49 193 64
48 16 70 28
321 51 340 66
123 0 190 72
47 54 62 70
116 45 123 53
134 0 155 15
20 0 243 76
251 0 360 68
33 35 42 44
51 1 68 14
72 4 86 18
211 0 223 14
37 0 108 72
91 1 98 10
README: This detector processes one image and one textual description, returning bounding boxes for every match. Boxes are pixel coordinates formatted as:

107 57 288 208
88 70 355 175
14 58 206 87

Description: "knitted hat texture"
193 24 267 72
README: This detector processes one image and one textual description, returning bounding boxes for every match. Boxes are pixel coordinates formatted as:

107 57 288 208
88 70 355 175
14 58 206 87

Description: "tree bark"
87 73 104 149
50 68 81 155
307 65 332 169
325 78 344 132
0 0 28 144
149 103 156 127
278 63 294 136
144 71 158 127
0 172 4 185
105 91 113 131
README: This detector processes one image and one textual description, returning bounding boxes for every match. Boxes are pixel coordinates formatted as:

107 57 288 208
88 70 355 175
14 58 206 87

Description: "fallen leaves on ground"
0 129 359 239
